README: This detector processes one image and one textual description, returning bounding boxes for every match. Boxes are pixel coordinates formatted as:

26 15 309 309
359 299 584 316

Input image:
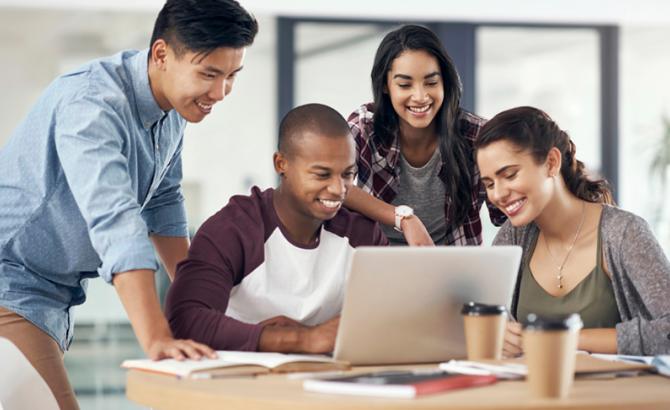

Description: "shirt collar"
130 49 166 131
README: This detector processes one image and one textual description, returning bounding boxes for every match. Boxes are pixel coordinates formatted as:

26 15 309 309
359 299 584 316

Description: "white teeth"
319 199 341 209
505 199 525 214
408 104 431 113
196 101 213 111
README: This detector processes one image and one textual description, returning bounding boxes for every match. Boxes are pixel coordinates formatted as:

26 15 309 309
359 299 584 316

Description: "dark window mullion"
431 23 477 113
599 26 620 202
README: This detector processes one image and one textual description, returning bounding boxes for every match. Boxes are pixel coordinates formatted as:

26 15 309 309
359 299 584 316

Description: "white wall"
620 26 670 248
3 0 670 25
1 5 669 324
0 8 277 322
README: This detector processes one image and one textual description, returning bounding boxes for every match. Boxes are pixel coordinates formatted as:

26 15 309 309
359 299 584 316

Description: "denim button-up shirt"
0 49 188 351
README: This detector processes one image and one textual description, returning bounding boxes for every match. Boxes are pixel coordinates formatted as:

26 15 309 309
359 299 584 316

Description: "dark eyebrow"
202 65 244 76
392 71 440 80
310 164 357 172
481 165 520 182
496 164 519 175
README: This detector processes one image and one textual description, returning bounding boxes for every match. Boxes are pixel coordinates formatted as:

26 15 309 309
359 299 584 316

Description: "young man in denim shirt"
0 1 257 408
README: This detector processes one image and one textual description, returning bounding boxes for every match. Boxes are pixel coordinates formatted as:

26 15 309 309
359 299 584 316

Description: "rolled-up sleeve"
54 94 158 283
142 140 188 238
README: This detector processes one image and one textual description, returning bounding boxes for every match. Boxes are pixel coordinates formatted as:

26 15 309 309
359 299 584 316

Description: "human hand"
301 316 340 354
401 216 435 246
146 337 217 361
502 321 523 358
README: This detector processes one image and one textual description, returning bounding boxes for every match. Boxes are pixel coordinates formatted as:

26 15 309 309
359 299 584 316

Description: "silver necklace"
543 202 586 289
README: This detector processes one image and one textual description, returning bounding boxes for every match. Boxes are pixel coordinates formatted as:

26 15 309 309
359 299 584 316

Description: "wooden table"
126 365 670 410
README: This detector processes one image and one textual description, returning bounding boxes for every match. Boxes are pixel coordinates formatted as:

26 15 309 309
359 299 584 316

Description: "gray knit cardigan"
493 204 670 355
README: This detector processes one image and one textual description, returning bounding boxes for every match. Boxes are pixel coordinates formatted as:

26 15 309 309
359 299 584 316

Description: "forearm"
259 316 339 353
168 302 263 351
258 326 306 353
344 186 395 226
578 328 618 354
150 235 190 280
113 269 172 353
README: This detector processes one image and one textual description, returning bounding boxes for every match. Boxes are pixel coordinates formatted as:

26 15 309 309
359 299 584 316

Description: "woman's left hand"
503 321 524 358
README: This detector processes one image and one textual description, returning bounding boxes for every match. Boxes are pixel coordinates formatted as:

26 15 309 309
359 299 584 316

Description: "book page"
122 351 344 377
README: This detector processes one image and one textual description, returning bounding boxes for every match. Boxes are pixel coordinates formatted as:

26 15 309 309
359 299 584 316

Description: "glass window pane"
620 26 670 253
295 23 392 117
476 27 601 244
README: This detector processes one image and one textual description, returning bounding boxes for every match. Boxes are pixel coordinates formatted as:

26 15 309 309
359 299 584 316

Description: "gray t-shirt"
381 148 447 245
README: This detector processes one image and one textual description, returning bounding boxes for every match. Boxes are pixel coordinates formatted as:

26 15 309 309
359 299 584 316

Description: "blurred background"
0 0 668 408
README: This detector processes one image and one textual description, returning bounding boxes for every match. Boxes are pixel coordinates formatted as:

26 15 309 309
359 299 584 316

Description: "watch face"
396 205 414 217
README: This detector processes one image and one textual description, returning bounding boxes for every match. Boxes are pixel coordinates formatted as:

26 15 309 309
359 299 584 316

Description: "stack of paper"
439 353 655 380
651 356 670 377
439 361 525 380
592 353 670 377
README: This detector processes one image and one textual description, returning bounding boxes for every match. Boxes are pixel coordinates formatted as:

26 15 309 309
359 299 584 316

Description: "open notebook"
122 351 349 379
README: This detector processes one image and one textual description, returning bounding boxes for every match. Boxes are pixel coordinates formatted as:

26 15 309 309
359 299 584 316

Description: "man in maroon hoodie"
165 103 388 353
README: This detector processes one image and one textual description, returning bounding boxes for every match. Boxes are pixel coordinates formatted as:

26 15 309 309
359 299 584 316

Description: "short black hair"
150 0 258 57
278 104 351 157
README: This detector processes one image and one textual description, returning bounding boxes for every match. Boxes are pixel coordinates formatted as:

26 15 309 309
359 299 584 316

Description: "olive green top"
494 205 670 355
516 215 621 329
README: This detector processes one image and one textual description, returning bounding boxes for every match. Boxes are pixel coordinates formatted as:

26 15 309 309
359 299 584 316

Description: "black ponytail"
562 139 613 204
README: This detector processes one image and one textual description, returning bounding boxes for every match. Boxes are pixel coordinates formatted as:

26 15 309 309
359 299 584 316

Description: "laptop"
333 246 522 365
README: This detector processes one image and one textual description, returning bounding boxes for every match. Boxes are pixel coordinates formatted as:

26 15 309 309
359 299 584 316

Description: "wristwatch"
394 205 414 232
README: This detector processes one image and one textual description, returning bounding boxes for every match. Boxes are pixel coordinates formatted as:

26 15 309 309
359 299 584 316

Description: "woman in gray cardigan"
475 106 670 356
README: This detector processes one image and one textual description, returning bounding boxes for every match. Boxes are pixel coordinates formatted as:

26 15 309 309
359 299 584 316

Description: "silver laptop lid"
333 246 522 365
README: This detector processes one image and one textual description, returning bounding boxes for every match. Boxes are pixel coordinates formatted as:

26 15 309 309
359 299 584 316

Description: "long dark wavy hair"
371 24 473 226
475 106 614 204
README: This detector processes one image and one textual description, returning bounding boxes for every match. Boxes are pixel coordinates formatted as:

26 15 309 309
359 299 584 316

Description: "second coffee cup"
461 302 507 360
522 313 583 399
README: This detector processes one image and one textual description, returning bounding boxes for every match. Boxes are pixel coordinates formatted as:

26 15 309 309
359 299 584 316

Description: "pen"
188 373 257 380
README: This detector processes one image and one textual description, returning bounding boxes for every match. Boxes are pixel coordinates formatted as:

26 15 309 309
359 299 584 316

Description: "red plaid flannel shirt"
348 102 506 245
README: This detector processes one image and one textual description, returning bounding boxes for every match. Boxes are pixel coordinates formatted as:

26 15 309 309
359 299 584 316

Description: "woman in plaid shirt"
345 25 505 246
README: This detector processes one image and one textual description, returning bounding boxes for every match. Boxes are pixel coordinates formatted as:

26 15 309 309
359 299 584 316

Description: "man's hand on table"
258 315 339 354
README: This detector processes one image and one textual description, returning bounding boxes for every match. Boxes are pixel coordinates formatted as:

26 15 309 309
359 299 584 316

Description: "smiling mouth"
318 198 343 209
195 100 213 113
407 104 431 113
502 198 526 215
